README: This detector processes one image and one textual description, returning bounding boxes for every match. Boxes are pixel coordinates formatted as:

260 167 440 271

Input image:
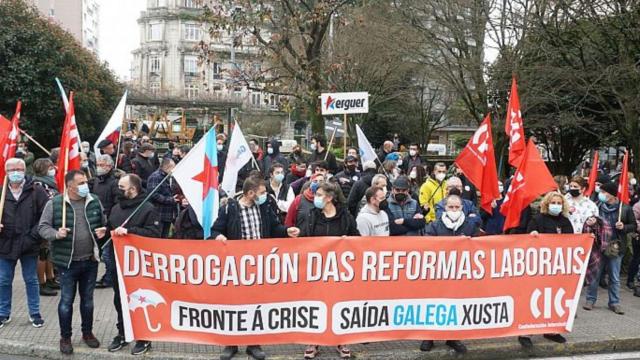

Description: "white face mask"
397 159 403 166
47 169 56 177
409 171 417 180
435 173 446 182
631 178 638 186
446 210 462 221
409 150 417 157
498 185 504 193
305 169 313 178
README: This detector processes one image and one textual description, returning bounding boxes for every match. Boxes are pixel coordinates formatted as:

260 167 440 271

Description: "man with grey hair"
434 176 481 228
0 158 50 329
90 154 119 289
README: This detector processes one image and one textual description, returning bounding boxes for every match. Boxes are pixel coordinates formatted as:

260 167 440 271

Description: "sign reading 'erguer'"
320 92 369 115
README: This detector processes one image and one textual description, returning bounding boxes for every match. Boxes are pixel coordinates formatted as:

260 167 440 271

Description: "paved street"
1 263 640 359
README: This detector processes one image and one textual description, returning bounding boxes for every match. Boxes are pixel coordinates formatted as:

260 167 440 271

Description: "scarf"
582 217 613 285
442 212 466 232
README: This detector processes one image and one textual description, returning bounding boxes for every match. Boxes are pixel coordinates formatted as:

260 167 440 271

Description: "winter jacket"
526 213 574 234
174 206 205 239
425 218 478 236
309 148 338 174
107 192 160 238
335 168 361 198
301 206 360 237
401 154 424 174
598 201 635 244
480 199 505 235
90 171 119 217
385 195 425 235
419 178 447 223
212 198 288 240
0 179 49 260
32 175 59 198
131 153 156 186
266 180 294 222
435 198 482 228
147 169 175 223
347 169 378 216
356 205 389 236
262 140 289 177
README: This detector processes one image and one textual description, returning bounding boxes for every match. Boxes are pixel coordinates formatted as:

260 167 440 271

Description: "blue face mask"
77 183 90 198
310 182 320 193
7 171 24 184
548 204 563 216
256 193 267 206
313 196 325 209
274 174 285 183
598 193 608 203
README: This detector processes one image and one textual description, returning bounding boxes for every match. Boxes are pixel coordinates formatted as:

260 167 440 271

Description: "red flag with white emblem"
505 77 526 168
618 151 629 205
56 92 81 193
454 114 500 213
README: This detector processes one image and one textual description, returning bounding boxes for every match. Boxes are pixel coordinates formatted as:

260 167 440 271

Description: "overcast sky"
98 0 146 80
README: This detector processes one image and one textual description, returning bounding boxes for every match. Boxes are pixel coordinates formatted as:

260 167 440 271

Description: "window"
212 62 222 79
185 84 199 99
149 56 160 74
213 85 222 93
234 86 242 96
183 24 201 41
150 82 160 95
184 55 198 76
148 23 162 41
251 93 261 106
183 0 198 8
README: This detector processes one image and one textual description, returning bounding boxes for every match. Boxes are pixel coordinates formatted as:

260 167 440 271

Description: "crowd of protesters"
0 130 638 360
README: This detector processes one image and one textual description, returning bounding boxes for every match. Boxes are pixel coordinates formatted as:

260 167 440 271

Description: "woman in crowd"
565 176 599 234
408 165 427 202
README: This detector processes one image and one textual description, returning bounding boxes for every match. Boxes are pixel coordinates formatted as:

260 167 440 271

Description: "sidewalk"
1 263 640 359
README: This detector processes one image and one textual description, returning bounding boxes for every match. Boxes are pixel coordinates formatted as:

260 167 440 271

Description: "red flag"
0 116 14 180
505 77 526 168
56 92 81 193
618 151 629 204
584 151 599 197
3 101 21 162
500 140 557 231
454 114 500 213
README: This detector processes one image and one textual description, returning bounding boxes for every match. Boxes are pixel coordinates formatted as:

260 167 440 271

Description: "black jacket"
347 169 378 216
309 148 338 174
262 140 289 177
131 154 156 186
174 206 205 239
212 198 288 240
526 213 574 234
335 168 361 199
107 192 161 238
425 218 478 236
90 171 119 217
301 206 360 237
0 178 49 260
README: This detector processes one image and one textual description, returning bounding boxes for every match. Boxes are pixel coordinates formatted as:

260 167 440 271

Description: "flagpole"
19 130 51 156
0 176 8 227
343 114 348 159
61 148 69 229
325 127 338 161
120 171 172 227
113 120 125 171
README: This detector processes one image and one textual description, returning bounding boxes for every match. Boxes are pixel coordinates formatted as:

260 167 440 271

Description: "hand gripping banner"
113 234 593 346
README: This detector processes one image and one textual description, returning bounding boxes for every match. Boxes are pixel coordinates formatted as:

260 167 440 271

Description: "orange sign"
113 234 592 346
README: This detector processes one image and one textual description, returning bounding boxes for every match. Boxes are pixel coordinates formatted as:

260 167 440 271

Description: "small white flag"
220 122 253 195
356 124 377 164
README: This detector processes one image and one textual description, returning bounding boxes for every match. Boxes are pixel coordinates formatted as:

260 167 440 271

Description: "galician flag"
356 124 377 163
172 128 219 239
220 122 253 196
95 90 127 156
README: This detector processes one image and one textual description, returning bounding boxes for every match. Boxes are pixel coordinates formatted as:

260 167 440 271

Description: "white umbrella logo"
129 289 166 332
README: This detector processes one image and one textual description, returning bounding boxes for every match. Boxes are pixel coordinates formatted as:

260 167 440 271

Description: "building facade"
131 0 284 111
30 0 100 55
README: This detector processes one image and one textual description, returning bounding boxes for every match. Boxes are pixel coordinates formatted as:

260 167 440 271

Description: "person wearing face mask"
419 162 448 223
131 143 157 187
564 176 599 234
407 165 426 202
385 176 425 236
434 177 481 228
290 160 328 196
0 158 50 329
266 163 295 223
521 191 574 348
583 181 634 315
628 174 639 206
288 143 307 164
401 143 424 174
590 173 611 202
300 181 358 360
80 152 96 179
262 139 289 179
38 170 108 355
285 174 325 229
147 157 177 238
213 137 227 182
286 159 308 189
356 174 388 216
105 174 160 355
421 194 475 355
308 135 338 175
480 181 506 235
356 186 390 236
335 155 361 197
212 176 300 360
347 161 383 217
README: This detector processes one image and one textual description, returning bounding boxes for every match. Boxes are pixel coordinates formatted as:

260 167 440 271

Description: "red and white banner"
114 234 592 346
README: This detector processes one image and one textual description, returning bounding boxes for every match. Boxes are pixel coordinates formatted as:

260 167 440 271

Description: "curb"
1 336 640 360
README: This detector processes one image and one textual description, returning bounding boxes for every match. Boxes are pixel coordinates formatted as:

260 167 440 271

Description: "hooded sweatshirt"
263 139 289 176
356 204 390 236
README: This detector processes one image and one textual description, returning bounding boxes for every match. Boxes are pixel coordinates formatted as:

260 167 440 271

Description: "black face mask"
346 165 356 172
448 188 462 196
394 193 408 203
116 188 127 200
569 189 581 197
379 199 389 210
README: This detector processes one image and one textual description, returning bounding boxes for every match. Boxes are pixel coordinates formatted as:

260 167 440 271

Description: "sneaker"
60 338 73 355
609 304 625 315
336 345 351 358
220 346 238 360
304 345 319 359
131 340 151 355
0 316 10 329
29 314 44 328
445 340 467 354
108 335 128 352
543 333 566 343
518 336 533 349
46 279 60 290
420 340 434 351
583 302 594 311
82 333 100 348
39 284 57 296
246 345 266 360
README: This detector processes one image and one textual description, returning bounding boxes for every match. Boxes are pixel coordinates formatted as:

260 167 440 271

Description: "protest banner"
113 234 592 346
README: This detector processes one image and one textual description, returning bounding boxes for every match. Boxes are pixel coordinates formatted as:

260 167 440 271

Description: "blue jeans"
587 255 622 306
100 244 113 286
57 260 98 339
0 255 40 317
